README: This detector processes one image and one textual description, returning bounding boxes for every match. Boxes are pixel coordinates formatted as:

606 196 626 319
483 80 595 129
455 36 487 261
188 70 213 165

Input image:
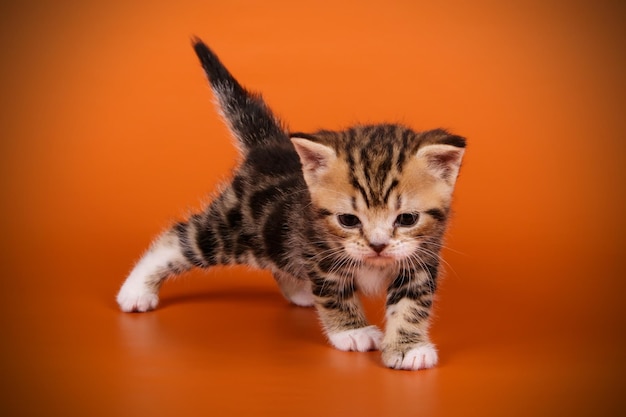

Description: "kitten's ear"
416 144 465 184
291 137 337 182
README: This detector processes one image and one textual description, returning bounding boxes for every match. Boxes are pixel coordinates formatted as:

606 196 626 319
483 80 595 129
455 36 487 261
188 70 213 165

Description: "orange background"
1 1 625 416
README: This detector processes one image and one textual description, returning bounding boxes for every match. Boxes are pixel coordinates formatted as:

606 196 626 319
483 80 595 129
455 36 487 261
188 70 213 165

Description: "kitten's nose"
369 243 388 254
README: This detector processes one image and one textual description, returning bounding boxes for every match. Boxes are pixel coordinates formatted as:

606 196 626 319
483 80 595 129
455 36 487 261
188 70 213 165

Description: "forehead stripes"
345 125 408 208
290 124 465 210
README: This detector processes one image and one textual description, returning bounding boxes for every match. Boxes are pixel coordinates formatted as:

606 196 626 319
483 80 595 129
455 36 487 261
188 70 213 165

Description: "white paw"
116 281 159 312
383 343 438 370
328 325 383 352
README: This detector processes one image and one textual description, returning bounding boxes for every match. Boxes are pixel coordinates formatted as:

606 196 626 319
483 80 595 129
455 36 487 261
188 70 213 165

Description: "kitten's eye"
395 213 419 227
337 214 361 228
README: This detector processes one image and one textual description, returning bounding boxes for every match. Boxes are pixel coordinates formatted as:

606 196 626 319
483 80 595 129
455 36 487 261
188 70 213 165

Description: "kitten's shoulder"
244 142 303 177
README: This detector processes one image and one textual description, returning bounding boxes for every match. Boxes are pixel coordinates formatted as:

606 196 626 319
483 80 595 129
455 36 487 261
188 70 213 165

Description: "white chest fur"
355 266 395 295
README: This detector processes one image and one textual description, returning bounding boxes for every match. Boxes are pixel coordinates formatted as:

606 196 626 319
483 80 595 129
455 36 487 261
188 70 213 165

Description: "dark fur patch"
227 208 243 229
196 226 218 266
231 175 246 199
396 328 423 345
174 221 204 267
262 202 290 268
425 208 446 222
317 208 333 218
311 276 337 298
405 307 430 324
246 144 303 177
387 283 433 306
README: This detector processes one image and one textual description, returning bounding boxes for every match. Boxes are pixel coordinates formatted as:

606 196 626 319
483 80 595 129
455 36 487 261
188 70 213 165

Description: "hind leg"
117 228 193 312
273 271 314 307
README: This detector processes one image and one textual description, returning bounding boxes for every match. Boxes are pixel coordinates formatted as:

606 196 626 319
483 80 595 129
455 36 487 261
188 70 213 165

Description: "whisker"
414 245 460 279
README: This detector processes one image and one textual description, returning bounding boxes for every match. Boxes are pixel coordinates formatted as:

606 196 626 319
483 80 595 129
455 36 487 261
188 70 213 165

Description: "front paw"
382 342 438 370
328 325 383 352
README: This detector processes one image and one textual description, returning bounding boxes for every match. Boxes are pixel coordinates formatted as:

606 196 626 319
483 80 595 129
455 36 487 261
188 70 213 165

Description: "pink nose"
369 243 387 254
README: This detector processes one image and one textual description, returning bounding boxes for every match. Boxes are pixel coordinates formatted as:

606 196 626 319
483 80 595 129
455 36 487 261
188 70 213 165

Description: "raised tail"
192 38 288 151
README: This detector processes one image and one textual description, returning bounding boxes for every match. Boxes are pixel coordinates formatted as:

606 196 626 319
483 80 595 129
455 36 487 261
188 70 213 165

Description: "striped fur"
116 39 466 370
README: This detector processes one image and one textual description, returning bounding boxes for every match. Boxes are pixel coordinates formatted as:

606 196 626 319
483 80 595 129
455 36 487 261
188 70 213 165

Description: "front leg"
382 269 438 370
311 274 383 352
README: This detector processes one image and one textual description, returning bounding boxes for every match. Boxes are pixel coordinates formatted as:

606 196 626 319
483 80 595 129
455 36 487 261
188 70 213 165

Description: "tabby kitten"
117 38 466 370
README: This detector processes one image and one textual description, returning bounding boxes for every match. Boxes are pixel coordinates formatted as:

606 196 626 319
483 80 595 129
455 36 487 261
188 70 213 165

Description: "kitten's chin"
364 255 395 267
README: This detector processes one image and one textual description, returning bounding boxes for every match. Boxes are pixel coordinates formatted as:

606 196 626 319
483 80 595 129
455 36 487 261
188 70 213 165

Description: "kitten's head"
291 125 465 268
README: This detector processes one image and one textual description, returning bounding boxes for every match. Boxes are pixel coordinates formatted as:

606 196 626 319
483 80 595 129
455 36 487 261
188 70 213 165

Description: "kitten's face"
291 131 464 269
313 153 451 267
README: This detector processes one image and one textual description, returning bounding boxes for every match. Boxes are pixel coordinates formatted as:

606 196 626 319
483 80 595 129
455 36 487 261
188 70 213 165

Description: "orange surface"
1 1 625 416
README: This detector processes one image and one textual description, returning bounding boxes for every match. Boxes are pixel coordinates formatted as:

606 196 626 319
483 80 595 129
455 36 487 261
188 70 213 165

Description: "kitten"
116 38 466 370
